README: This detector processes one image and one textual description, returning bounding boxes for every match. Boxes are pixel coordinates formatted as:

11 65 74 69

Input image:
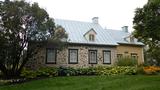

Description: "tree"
133 0 160 65
0 0 67 79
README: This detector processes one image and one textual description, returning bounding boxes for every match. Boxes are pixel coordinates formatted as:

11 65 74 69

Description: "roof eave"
117 42 145 46
68 42 118 46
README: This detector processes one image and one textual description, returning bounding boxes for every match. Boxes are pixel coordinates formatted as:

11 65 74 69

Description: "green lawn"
0 75 160 90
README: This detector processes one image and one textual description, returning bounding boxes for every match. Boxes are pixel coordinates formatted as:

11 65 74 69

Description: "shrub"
20 68 37 79
95 66 137 76
76 67 96 75
58 67 76 76
20 66 138 79
116 57 138 66
0 70 2 77
143 66 160 75
36 67 58 77
21 67 58 79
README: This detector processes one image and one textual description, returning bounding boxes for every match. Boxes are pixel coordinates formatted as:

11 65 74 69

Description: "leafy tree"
0 0 67 79
133 0 160 65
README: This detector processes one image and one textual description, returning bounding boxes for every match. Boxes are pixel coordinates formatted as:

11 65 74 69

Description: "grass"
0 75 160 90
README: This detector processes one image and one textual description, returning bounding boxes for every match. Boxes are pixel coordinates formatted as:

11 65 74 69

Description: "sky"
27 0 148 32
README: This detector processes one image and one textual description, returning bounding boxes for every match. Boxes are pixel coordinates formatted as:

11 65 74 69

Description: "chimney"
122 26 128 33
92 17 99 24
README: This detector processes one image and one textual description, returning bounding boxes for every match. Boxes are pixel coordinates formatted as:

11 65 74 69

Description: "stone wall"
28 44 117 68
116 44 144 64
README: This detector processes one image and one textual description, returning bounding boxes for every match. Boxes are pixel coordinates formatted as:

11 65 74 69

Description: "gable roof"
54 19 118 46
83 28 97 36
54 19 143 46
105 29 144 45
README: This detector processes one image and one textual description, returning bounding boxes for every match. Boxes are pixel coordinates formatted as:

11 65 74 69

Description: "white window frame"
89 34 95 41
46 48 56 64
89 50 97 64
131 53 138 60
103 50 111 64
68 49 78 64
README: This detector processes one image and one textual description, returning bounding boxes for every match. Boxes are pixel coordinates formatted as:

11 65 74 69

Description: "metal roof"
55 19 118 46
105 29 144 45
54 19 143 46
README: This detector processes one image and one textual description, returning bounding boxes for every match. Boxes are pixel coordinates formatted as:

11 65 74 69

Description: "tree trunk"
2 69 21 79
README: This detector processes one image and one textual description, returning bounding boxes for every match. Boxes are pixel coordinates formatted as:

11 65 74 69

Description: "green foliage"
21 67 58 79
76 67 96 75
0 0 67 79
36 67 58 77
133 0 160 65
136 66 145 75
20 66 138 79
56 66 137 76
116 57 138 66
58 67 77 76
95 66 137 76
20 68 37 79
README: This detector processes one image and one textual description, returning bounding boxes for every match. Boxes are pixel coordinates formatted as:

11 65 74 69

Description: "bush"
20 66 138 79
76 67 96 75
58 67 76 76
36 67 58 77
143 66 160 75
0 70 2 77
20 68 37 79
116 57 138 66
137 66 145 74
95 66 137 76
21 67 58 79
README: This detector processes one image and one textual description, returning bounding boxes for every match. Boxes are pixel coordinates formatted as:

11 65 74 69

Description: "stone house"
30 17 144 68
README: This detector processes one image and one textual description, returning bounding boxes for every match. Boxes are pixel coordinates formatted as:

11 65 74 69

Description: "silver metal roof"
55 19 118 46
54 19 143 46
105 29 144 45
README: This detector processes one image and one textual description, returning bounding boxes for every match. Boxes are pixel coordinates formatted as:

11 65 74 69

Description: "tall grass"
116 57 138 66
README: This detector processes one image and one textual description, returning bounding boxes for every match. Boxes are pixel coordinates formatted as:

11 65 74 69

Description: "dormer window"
84 28 97 42
130 37 134 42
124 35 135 43
89 34 95 41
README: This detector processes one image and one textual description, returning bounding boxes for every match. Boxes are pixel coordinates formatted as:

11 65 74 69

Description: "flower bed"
20 66 138 79
143 66 160 75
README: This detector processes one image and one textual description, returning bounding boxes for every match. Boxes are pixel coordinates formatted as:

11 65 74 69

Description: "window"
89 50 97 64
130 37 134 42
89 34 95 41
103 50 111 64
68 49 78 64
117 54 123 59
46 48 56 64
131 53 138 60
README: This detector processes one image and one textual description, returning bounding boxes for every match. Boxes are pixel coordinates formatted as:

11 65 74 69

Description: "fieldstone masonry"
27 44 117 69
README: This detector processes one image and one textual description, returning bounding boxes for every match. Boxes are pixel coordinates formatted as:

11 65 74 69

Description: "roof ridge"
55 18 92 24
105 29 130 34
105 29 122 31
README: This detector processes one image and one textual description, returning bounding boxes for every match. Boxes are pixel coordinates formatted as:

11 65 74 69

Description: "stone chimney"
92 17 99 24
122 26 128 33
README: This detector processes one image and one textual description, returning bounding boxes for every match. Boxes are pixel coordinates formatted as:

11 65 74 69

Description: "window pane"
89 50 97 64
89 34 95 41
104 51 111 64
117 54 122 59
47 49 56 63
69 49 78 63
131 53 138 60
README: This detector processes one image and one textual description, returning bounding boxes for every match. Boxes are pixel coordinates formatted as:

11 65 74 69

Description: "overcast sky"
28 0 148 32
